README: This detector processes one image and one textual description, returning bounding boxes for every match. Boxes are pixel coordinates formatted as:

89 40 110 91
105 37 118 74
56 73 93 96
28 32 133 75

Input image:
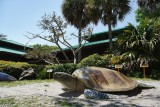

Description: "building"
55 28 125 63
0 39 32 62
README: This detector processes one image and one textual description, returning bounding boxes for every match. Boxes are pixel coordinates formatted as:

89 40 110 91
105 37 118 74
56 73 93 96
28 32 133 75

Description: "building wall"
56 43 108 63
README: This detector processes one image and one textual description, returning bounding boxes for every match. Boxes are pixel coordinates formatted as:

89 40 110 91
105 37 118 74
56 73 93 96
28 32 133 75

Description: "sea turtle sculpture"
53 67 154 93
0 72 17 81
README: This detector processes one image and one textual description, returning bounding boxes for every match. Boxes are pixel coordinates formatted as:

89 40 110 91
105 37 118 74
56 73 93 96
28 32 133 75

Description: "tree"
26 44 59 64
0 34 7 40
116 17 160 71
27 12 70 63
27 12 91 64
136 0 160 22
137 0 157 12
61 0 91 62
86 0 131 51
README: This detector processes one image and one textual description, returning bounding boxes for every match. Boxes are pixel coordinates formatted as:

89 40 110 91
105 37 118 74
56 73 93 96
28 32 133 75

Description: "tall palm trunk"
78 29 82 63
108 21 113 51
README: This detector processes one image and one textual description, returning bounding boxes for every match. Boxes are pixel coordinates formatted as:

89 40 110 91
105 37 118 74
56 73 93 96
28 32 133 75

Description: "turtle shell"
72 67 138 92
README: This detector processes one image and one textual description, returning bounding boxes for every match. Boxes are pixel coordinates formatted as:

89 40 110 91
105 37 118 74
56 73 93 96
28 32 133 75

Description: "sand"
0 80 160 107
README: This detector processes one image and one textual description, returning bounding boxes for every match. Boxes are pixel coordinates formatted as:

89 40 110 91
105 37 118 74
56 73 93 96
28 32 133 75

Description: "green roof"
84 27 125 42
91 27 125 37
58 38 117 51
0 47 26 55
0 39 32 48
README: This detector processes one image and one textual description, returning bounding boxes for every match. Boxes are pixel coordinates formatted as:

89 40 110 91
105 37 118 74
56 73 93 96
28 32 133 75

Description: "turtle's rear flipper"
138 82 155 89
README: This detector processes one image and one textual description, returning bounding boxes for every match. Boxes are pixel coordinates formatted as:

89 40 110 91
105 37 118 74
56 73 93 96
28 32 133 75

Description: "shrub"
50 63 77 74
33 65 47 79
149 69 160 80
0 60 77 79
78 54 108 68
0 60 31 79
125 70 143 78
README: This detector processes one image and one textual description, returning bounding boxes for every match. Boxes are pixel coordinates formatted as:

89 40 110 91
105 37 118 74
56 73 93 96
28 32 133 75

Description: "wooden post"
49 72 51 79
140 64 148 78
47 69 53 79
117 68 120 72
115 64 123 72
143 67 146 78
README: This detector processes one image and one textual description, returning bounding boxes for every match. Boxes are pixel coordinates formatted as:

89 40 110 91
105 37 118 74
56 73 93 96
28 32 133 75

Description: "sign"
115 64 123 69
140 64 149 68
115 64 123 72
47 69 53 73
140 63 149 78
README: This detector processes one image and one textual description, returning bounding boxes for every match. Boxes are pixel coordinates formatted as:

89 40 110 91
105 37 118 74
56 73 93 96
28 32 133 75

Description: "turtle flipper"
138 82 155 89
84 89 110 99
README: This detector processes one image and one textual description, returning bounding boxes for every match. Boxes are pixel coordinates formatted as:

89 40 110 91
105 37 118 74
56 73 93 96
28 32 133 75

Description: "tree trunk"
56 43 70 63
108 21 113 51
78 29 82 63
73 52 77 64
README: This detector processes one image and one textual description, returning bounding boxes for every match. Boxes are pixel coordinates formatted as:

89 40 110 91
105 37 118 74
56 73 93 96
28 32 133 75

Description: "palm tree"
116 18 160 71
136 0 160 21
86 0 131 51
61 0 91 63
137 0 157 12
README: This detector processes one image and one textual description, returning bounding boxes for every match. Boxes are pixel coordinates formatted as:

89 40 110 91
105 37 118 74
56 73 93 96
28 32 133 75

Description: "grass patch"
0 96 84 107
0 97 18 107
0 79 54 87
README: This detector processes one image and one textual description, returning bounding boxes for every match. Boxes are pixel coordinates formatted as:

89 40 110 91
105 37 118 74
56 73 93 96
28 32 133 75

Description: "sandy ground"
0 80 160 107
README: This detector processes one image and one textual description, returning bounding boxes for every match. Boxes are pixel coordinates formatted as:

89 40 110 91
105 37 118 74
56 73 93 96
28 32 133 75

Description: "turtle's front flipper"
138 82 155 89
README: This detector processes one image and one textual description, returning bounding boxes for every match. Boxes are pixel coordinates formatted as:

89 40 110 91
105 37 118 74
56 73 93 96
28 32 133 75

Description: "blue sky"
0 0 138 47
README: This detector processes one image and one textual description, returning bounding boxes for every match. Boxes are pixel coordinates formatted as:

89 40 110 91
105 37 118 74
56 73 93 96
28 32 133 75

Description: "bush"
125 70 143 78
51 63 77 74
0 60 47 80
149 69 160 80
0 60 31 79
78 54 108 68
0 60 77 79
33 65 47 79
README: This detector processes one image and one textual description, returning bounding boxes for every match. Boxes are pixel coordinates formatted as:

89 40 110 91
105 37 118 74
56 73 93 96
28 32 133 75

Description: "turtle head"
53 72 76 90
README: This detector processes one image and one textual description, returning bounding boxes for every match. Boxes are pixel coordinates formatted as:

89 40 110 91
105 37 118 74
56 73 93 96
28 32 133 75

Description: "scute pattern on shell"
72 67 138 92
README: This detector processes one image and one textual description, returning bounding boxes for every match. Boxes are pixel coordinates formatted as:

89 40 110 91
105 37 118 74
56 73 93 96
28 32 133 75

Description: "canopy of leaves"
26 44 58 61
86 0 131 26
136 3 160 22
61 0 91 29
116 17 160 70
136 0 160 22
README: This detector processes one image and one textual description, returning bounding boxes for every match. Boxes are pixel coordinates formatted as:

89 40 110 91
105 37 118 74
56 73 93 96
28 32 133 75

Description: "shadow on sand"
58 86 154 98
59 91 83 97
108 88 143 97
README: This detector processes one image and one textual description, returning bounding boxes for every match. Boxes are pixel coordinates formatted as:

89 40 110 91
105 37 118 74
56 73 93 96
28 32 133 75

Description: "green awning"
0 47 26 55
0 39 32 48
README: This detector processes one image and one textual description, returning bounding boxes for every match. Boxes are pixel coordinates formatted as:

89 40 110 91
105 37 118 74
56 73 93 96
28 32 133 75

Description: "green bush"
126 70 143 78
149 69 160 80
0 60 47 80
78 54 108 68
50 63 77 74
0 60 31 79
33 65 47 79
0 60 77 79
